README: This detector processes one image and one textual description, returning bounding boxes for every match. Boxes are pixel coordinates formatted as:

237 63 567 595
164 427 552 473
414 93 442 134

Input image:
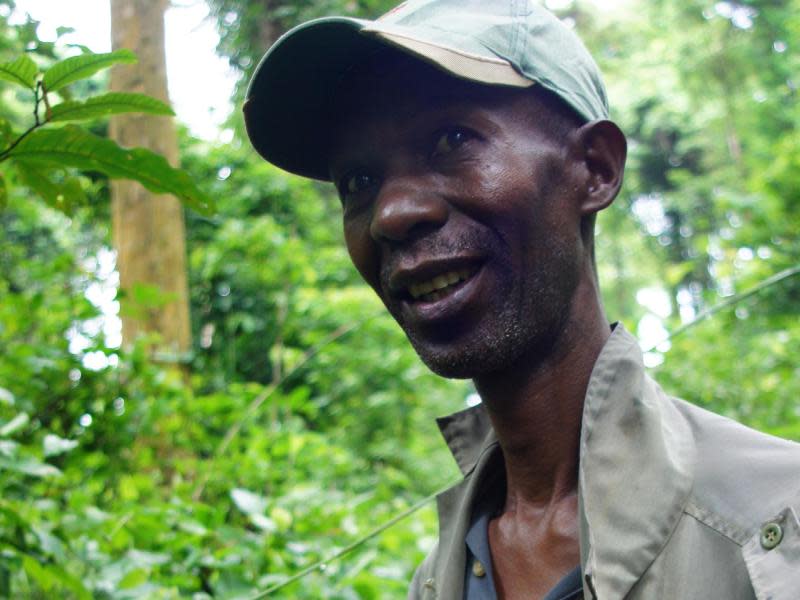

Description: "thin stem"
33 80 41 126
247 480 458 599
0 124 38 162
643 264 800 353
0 81 47 162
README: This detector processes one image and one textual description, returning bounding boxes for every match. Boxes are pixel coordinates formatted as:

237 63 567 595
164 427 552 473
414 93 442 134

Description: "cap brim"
244 16 535 181
244 17 377 181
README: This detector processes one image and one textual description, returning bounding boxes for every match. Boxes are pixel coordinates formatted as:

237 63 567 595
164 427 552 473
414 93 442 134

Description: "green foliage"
42 49 136 92
0 54 37 89
10 125 211 213
49 92 174 122
1 1 799 598
0 43 462 595
15 160 86 210
0 48 211 214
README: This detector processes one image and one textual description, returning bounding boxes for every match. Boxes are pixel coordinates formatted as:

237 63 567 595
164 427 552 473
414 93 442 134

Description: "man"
243 1 800 598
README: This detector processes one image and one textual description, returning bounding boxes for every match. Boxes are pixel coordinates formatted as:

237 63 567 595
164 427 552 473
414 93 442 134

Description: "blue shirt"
464 490 583 600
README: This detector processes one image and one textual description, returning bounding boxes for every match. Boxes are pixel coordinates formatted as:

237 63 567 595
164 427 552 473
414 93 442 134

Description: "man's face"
328 60 587 379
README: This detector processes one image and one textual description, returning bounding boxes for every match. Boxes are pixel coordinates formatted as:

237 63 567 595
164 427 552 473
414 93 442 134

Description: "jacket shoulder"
673 397 800 542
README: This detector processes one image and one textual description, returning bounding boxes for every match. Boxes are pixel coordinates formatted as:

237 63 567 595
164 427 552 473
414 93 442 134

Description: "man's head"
244 0 627 379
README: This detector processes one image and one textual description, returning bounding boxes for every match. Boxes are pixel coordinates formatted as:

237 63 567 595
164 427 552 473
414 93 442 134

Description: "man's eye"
432 129 471 157
339 172 377 204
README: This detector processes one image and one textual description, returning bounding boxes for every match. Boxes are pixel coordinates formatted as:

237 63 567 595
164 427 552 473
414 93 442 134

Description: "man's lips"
407 268 475 301
386 257 483 302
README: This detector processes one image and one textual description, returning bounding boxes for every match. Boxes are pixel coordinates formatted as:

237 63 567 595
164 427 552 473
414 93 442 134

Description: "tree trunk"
109 0 191 362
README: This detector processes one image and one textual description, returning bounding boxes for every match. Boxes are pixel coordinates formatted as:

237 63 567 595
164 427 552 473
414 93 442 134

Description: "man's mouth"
407 268 476 302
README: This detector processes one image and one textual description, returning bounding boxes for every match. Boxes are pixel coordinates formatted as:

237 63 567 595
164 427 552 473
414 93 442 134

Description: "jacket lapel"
432 406 497 599
578 328 695 599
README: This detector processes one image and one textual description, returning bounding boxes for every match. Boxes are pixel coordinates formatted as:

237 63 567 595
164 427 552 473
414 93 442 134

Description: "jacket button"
760 522 783 550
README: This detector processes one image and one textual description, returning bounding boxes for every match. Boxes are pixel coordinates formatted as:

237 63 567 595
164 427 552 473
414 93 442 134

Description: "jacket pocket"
742 506 800 600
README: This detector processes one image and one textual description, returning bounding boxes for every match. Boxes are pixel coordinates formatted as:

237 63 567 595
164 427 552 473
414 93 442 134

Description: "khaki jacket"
409 326 800 600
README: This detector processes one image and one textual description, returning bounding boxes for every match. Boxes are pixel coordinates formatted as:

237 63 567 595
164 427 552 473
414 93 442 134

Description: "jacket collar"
434 325 695 599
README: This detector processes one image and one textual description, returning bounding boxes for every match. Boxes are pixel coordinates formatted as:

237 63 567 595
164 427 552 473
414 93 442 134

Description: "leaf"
118 568 148 589
0 440 18 458
42 49 136 92
22 556 57 592
176 518 208 537
126 549 170 568
270 506 293 531
248 512 277 532
231 488 268 515
0 412 29 437
0 457 61 478
55 26 75 38
0 55 38 90
15 161 86 211
21 556 90 599
43 434 79 457
0 173 6 211
0 388 13 406
33 526 66 560
49 92 174 122
8 125 213 213
84 506 112 523
0 502 29 529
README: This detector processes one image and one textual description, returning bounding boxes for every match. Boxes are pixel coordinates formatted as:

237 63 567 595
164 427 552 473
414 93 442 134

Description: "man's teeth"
408 269 472 300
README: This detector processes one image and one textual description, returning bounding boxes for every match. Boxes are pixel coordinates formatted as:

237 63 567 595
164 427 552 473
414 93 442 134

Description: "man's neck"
473 287 610 508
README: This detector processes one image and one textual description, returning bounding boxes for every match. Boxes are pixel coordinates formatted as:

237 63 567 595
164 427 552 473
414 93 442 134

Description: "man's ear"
572 120 627 216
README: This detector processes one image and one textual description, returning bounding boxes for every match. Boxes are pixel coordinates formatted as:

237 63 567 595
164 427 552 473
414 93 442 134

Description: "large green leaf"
42 49 136 92
0 55 38 90
0 173 6 210
15 161 87 211
49 92 174 122
8 125 213 213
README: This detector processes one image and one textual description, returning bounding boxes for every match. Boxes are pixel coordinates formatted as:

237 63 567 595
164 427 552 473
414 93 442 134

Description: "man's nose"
369 178 448 242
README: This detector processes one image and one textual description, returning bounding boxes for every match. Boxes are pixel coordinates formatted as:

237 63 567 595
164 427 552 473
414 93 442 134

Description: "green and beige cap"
244 0 609 181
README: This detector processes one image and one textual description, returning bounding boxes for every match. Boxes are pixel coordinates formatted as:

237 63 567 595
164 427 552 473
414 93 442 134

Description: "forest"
0 0 798 597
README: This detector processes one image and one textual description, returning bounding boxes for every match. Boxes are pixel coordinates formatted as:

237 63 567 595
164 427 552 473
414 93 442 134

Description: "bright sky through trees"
10 0 236 139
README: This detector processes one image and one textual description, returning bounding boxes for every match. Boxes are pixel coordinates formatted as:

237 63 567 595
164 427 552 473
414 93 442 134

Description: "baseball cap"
244 0 609 181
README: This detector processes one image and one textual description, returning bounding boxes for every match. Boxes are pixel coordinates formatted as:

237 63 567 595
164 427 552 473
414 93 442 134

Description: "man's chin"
420 358 478 380
410 341 502 380
406 316 567 382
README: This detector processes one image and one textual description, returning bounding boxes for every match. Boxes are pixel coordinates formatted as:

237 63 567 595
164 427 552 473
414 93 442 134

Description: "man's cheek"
344 235 382 290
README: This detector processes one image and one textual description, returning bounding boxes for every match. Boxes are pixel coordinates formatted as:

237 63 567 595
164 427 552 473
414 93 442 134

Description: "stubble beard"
395 237 581 380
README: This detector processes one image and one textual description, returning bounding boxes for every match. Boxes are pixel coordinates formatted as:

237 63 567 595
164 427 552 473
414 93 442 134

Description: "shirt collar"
434 325 695 599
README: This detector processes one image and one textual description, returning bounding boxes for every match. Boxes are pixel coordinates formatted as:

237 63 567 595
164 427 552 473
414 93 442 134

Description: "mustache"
379 229 500 282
